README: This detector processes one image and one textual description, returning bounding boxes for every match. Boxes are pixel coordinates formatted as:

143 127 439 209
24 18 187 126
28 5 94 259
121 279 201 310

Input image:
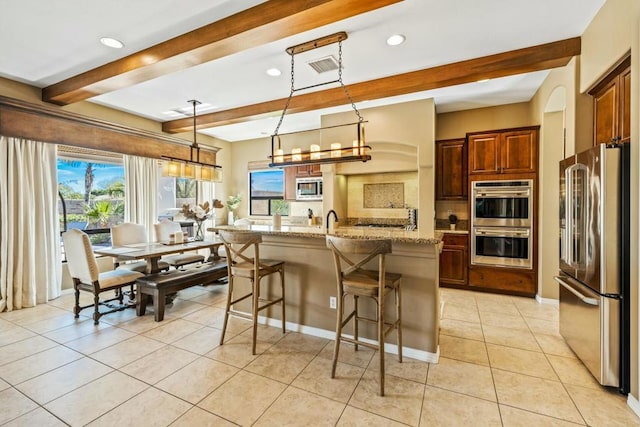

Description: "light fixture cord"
338 40 363 123
188 99 201 162
272 37 364 137
272 53 296 137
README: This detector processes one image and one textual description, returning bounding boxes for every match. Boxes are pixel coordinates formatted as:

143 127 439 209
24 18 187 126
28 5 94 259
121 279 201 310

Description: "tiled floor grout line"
442 290 593 426
3 288 634 426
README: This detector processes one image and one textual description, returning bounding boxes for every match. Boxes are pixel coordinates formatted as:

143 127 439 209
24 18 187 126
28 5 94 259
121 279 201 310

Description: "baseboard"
535 294 559 306
259 315 440 363
627 394 640 418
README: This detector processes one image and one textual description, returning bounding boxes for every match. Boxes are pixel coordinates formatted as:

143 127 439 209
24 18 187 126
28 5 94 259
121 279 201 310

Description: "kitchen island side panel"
229 233 440 356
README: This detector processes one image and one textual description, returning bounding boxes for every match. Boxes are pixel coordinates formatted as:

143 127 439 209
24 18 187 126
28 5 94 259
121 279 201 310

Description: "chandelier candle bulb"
352 140 361 155
331 143 342 158
310 144 321 160
292 148 302 161
274 148 284 163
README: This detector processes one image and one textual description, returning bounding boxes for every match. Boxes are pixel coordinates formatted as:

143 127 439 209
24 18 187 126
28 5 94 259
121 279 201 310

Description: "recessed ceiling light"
477 78 491 83
386 34 406 46
266 68 281 77
100 37 124 49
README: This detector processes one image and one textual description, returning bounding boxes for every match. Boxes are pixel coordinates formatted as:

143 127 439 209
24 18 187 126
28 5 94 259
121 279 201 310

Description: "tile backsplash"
347 171 418 219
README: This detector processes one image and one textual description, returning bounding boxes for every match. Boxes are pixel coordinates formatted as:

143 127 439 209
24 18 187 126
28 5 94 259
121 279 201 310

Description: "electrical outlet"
329 296 337 309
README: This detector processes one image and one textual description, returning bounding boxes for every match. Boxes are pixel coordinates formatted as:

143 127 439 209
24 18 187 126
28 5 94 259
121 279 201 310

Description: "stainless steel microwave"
296 177 323 200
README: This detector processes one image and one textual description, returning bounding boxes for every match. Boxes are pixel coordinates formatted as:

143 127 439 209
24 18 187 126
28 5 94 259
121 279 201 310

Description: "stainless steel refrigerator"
555 143 630 394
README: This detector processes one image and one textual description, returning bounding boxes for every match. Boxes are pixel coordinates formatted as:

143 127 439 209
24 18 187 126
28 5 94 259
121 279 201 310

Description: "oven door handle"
475 191 529 197
554 276 599 306
475 229 529 237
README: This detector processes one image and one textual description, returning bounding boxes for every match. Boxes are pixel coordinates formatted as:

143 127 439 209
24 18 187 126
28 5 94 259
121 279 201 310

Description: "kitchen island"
210 224 442 361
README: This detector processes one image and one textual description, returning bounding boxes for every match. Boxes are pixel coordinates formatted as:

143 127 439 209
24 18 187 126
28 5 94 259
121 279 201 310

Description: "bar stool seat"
218 230 286 354
326 235 402 396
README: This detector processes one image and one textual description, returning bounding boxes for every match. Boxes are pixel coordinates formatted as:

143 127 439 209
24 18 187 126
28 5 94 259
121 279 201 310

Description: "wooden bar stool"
218 230 286 354
326 235 402 396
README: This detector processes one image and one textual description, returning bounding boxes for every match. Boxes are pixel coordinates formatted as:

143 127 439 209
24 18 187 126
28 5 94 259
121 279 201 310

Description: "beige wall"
324 99 436 234
228 136 272 218
581 0 635 92
436 102 533 140
230 99 437 233
538 111 563 300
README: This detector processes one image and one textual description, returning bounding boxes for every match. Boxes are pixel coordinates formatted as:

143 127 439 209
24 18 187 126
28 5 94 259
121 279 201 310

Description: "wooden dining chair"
326 235 402 396
218 230 286 354
63 229 144 324
154 219 205 268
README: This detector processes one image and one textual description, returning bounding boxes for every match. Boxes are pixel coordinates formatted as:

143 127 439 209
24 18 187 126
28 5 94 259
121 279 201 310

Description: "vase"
228 211 234 225
194 220 205 241
272 213 281 229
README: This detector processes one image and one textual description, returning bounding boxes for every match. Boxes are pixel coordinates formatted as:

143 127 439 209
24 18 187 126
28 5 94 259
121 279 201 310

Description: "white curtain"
123 155 158 239
0 136 61 311
197 180 217 230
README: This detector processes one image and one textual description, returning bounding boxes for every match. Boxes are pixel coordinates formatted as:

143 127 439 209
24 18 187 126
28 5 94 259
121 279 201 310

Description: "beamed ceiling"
0 0 605 141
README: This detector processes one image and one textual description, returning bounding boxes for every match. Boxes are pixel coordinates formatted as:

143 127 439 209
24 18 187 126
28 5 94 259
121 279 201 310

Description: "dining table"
94 238 224 274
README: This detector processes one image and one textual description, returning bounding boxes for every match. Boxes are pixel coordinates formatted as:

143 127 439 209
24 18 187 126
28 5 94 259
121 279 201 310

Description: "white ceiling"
0 0 605 141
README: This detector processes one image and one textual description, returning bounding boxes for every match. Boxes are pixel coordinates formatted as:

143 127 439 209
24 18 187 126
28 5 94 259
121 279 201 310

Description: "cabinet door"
439 234 468 286
284 167 297 200
436 139 467 200
468 133 500 174
308 163 322 176
593 79 618 145
620 67 631 144
500 129 537 174
296 165 310 176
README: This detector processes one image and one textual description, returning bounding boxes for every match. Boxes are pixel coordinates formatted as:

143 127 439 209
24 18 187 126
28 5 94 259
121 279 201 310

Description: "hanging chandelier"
269 31 371 168
162 99 223 182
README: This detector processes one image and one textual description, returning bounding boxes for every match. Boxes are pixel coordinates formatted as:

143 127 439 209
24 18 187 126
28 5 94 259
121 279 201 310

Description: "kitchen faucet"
326 209 339 231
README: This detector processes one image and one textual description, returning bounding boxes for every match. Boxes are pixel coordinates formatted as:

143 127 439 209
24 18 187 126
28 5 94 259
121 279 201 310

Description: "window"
57 150 125 254
158 176 197 215
249 169 288 216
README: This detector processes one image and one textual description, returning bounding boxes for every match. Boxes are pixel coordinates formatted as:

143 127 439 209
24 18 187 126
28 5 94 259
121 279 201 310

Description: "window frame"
248 169 286 216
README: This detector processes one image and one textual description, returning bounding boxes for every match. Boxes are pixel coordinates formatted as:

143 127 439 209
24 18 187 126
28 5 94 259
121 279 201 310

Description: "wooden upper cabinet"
501 129 537 173
621 67 631 144
295 164 322 177
468 134 500 174
436 138 467 200
591 56 630 146
468 127 538 175
593 79 618 145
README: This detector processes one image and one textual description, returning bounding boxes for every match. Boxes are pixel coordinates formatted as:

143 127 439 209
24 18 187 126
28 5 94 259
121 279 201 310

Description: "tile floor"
1 285 639 426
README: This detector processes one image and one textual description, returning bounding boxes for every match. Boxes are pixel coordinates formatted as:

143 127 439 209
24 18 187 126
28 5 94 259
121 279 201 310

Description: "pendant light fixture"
269 32 371 168
162 100 222 182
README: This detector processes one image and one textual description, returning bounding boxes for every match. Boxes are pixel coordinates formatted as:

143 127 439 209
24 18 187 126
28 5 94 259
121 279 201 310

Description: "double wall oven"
471 180 533 269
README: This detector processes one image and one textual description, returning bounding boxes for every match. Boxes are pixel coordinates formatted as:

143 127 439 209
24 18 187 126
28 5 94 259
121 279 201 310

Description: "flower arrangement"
182 200 224 240
181 200 224 221
226 194 242 212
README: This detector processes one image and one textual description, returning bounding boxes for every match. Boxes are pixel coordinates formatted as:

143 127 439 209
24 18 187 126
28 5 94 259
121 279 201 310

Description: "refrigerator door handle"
554 276 599 306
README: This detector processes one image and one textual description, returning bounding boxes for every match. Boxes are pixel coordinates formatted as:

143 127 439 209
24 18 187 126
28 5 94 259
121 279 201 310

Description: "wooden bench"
136 259 228 321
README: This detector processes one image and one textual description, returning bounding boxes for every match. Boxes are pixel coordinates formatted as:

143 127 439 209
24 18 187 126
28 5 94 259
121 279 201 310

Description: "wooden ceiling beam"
162 37 581 133
42 0 402 106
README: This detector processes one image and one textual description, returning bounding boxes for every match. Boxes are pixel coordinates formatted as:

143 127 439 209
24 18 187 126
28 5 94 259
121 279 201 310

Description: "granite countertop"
209 224 442 245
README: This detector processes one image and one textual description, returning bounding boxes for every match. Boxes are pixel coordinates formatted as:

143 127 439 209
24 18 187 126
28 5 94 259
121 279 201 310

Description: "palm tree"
176 178 196 198
85 200 124 228
59 160 105 204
